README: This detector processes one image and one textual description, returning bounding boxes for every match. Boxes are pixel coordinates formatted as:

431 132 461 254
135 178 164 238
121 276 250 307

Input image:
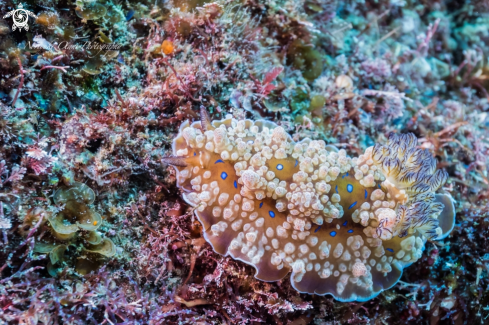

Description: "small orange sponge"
161 40 174 55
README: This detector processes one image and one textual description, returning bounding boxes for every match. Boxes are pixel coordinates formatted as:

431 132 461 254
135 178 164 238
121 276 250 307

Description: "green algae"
287 39 324 81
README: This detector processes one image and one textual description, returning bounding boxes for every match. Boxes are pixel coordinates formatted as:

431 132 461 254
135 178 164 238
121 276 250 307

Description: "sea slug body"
164 109 456 301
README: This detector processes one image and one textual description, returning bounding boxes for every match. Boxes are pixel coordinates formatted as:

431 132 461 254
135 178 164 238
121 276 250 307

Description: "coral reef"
0 0 488 323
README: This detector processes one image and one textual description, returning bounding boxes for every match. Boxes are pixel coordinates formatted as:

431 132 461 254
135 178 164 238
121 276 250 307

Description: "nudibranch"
164 108 456 301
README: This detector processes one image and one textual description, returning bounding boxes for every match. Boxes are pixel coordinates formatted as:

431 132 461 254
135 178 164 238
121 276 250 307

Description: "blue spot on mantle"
342 221 347 227
193 152 197 156
294 160 298 167
215 159 224 164
364 190 368 199
259 202 263 208
342 172 349 179
330 231 337 237
276 164 284 170
126 9 135 21
347 184 353 193
234 180 237 189
347 229 353 233
221 172 228 180
314 226 321 233
386 248 394 253
269 211 275 218
348 202 357 210
335 185 338 193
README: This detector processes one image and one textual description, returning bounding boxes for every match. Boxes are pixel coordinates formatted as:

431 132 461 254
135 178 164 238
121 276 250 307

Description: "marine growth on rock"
28 182 116 276
165 109 456 301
